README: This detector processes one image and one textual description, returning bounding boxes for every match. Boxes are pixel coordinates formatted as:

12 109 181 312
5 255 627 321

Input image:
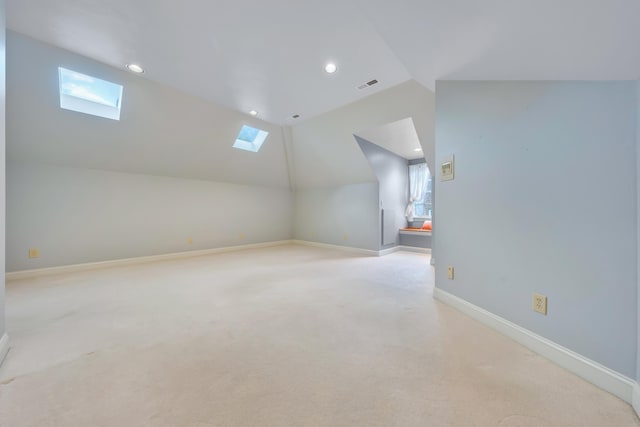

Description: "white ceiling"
356 118 424 161
7 0 640 125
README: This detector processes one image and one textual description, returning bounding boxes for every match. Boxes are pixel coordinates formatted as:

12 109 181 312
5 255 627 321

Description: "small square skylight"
233 125 269 152
58 67 123 120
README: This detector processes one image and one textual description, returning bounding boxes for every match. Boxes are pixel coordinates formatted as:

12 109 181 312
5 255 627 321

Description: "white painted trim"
0 333 9 367
378 247 399 257
7 241 431 281
379 246 431 256
433 288 634 403
6 240 294 281
292 241 431 257
397 246 431 255
291 240 379 256
632 382 640 418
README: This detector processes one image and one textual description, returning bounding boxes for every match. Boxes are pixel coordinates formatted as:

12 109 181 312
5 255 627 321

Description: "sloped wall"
6 32 293 271
7 33 290 187
355 136 409 249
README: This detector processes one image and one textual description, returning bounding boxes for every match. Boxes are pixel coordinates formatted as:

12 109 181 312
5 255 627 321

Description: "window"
409 162 432 219
58 67 123 120
233 125 269 152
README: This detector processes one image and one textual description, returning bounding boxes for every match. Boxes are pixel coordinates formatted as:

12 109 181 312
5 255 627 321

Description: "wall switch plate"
447 266 454 280
239 233 245 240
28 248 40 259
440 154 455 182
187 237 193 245
533 293 548 315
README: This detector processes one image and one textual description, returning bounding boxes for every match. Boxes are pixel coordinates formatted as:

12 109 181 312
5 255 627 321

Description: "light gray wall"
7 162 292 271
0 0 6 337
293 183 379 251
435 81 637 378
355 136 408 249
6 32 294 271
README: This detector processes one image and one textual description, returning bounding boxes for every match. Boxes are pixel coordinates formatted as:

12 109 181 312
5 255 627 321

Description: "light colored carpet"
0 244 637 426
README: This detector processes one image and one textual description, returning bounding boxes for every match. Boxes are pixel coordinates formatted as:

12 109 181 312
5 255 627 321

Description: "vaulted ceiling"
7 0 640 125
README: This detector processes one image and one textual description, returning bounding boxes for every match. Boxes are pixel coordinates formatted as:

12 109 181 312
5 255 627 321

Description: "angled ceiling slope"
8 0 640 125
6 0 411 125
355 117 423 161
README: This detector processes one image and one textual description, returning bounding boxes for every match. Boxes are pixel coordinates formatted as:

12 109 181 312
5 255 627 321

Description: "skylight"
58 67 123 120
233 125 269 152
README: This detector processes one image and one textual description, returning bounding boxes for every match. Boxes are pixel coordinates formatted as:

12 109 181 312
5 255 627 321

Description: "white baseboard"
377 247 398 256
379 246 431 256
0 333 9 367
433 288 635 404
6 240 294 281
7 240 431 281
398 246 431 255
292 240 431 257
292 240 379 256
633 382 640 418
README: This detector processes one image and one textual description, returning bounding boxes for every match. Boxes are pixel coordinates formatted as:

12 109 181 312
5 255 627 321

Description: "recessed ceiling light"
126 64 144 74
249 110 258 116
324 63 337 74
414 148 423 152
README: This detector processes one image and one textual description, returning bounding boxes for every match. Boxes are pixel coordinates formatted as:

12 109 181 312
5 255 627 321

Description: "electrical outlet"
533 293 547 315
28 248 40 259
447 266 454 280
239 232 245 240
187 237 193 245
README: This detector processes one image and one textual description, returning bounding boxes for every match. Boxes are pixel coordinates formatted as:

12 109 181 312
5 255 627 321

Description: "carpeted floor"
0 244 637 426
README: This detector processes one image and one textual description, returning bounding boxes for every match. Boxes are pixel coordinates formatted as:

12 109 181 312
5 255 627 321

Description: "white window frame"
409 162 432 220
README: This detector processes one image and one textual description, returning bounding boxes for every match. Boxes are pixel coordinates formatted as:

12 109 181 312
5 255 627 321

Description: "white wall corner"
433 288 635 404
0 333 9 367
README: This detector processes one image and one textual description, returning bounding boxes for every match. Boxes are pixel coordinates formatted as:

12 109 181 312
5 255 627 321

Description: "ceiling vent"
357 79 379 90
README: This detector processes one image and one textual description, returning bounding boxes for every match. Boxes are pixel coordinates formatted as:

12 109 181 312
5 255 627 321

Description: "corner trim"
633 382 640 418
433 287 634 403
6 240 294 281
0 333 9 367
